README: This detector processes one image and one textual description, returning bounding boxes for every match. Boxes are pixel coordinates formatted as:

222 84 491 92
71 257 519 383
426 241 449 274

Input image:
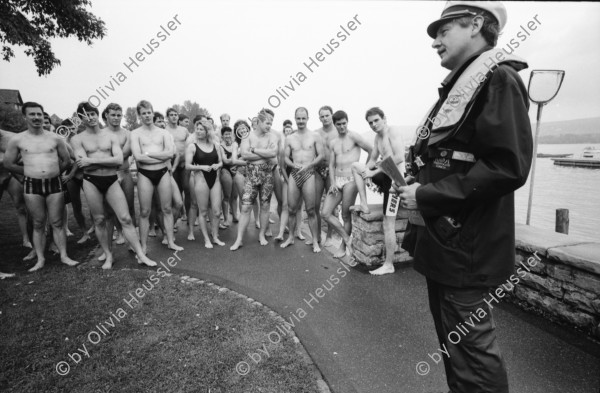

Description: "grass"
0 265 321 392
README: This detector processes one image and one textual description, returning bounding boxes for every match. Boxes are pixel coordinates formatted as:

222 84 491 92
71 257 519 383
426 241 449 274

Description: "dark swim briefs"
24 176 63 197
371 172 393 210
290 167 314 190
83 174 119 195
137 167 169 186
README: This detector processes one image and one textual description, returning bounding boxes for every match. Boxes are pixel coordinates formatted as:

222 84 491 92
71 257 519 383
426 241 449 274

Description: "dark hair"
153 112 164 122
178 114 189 123
283 119 292 127
294 107 308 117
166 107 178 116
332 110 348 123
43 112 50 119
136 100 153 115
233 119 250 145
455 10 500 47
21 102 44 115
221 126 233 135
319 106 333 116
365 107 385 120
76 101 99 118
102 103 122 120
192 114 207 125
61 118 74 127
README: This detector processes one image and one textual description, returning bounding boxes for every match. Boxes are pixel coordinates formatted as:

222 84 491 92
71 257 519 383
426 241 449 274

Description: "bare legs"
192 172 224 248
350 162 371 214
370 215 397 275
281 174 320 253
322 182 357 258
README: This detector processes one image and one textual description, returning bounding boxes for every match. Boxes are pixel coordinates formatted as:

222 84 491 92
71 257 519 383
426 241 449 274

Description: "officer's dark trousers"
426 278 509 393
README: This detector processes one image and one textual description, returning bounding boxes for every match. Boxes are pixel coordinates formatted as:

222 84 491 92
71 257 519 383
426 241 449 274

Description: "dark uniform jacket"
403 51 533 288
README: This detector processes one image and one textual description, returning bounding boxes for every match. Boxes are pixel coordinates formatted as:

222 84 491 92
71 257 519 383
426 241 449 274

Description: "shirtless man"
230 109 278 251
3 102 79 272
102 103 135 245
71 102 157 269
131 100 183 253
0 129 31 249
351 107 405 275
280 107 324 253
315 105 337 246
166 108 189 222
322 110 372 258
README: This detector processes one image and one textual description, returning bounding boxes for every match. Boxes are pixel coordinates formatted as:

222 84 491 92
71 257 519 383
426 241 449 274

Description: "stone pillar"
350 204 412 266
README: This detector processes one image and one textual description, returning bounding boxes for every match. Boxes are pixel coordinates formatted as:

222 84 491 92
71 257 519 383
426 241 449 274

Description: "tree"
1 0 106 76
170 101 210 132
0 103 26 132
124 107 139 130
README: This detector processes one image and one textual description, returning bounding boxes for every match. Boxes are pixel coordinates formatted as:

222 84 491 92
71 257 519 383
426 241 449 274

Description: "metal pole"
526 104 544 225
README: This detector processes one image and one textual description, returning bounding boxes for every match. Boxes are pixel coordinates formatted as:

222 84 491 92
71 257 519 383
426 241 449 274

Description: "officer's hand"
398 182 420 210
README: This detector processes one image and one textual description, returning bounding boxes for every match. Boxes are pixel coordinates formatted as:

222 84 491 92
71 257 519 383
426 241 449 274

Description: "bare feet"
66 229 74 237
204 241 213 249
61 256 79 266
101 254 113 270
23 240 32 248
115 233 125 245
274 234 284 241
255 221 260 229
230 241 243 251
313 243 321 253
136 254 158 267
219 222 228 230
149 229 157 237
28 259 45 272
0 272 16 279
23 249 36 261
232 216 239 223
350 204 370 214
187 233 195 241
49 243 59 255
370 264 395 276
77 234 90 244
167 243 184 251
296 232 305 241
333 247 346 259
213 238 225 246
305 238 313 245
265 228 273 237
280 237 294 249
98 252 106 261
259 236 269 246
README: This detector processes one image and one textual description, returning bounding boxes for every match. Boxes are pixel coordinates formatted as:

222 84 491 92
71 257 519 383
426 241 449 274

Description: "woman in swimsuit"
185 119 224 248
220 126 246 228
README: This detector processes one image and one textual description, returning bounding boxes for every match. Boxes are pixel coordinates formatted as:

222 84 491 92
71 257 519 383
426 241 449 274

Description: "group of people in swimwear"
1 101 406 277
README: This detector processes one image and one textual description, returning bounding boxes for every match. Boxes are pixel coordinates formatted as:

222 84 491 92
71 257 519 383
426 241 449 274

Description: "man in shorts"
230 109 278 250
322 110 372 258
4 102 79 272
351 107 405 275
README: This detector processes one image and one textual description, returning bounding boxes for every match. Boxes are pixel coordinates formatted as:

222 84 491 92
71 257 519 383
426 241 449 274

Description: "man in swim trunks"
71 102 157 269
166 108 190 221
322 110 372 258
131 100 183 253
230 109 278 251
351 107 405 275
280 107 325 253
3 102 79 272
315 105 337 246
102 103 135 245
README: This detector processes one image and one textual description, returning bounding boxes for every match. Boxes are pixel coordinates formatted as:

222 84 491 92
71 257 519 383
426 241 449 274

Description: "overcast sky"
1 0 599 136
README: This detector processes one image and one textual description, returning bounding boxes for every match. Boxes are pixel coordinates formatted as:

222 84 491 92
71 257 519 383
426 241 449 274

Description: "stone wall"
350 205 600 339
510 224 600 339
350 204 411 266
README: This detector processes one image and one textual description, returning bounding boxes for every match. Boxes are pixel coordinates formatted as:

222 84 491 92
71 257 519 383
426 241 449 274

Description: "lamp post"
526 70 565 225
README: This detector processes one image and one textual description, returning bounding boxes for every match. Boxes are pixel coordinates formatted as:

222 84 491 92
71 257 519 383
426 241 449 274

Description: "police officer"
398 2 533 392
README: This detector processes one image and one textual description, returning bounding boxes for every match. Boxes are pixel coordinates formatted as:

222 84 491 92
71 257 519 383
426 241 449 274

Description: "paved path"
105 219 600 393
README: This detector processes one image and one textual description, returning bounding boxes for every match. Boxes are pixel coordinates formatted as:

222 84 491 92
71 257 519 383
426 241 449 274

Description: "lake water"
365 143 600 241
